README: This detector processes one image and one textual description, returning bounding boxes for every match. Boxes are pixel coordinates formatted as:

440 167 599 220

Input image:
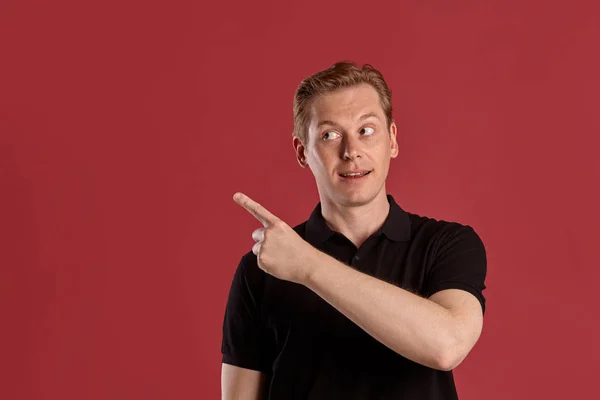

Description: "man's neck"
319 191 390 248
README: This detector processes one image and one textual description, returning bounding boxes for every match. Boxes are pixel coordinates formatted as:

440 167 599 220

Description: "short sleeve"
424 224 487 314
221 255 268 371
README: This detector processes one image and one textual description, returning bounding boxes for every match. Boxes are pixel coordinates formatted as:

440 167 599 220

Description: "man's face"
295 83 398 207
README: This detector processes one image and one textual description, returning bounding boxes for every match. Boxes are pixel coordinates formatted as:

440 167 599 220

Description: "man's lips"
338 170 372 178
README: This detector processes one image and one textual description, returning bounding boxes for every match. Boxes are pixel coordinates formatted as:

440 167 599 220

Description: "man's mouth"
338 170 372 178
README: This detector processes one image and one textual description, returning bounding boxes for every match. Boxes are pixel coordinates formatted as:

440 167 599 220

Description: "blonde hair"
293 61 393 143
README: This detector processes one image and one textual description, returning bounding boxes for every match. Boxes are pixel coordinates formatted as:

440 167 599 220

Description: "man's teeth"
341 171 368 177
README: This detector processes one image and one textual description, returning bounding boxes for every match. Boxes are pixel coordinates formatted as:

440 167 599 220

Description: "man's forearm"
302 250 463 371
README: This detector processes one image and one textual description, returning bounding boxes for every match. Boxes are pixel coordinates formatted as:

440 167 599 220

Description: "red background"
1 0 599 398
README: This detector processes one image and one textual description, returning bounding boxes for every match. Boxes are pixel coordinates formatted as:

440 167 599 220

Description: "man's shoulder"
405 210 483 246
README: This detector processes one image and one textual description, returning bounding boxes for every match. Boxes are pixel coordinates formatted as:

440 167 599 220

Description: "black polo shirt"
222 195 487 399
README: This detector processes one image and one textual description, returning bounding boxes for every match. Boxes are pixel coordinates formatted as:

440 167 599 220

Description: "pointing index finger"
233 192 279 226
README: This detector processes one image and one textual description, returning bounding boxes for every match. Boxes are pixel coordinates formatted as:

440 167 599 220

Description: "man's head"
293 61 393 145
292 61 398 207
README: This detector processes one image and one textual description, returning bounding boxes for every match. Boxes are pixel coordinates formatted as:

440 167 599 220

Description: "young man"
221 61 487 399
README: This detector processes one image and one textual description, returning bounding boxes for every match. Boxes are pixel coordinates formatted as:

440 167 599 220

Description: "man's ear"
293 136 308 168
389 121 399 159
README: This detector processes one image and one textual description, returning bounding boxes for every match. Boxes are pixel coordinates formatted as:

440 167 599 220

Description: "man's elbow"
435 320 483 371
433 335 472 371
435 349 466 371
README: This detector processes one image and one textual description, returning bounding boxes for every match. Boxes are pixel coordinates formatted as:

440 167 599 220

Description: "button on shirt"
221 195 487 400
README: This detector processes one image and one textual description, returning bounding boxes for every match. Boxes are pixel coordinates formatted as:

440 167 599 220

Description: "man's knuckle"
257 252 266 264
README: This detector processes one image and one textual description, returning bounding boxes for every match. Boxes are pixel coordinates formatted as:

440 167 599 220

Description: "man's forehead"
309 85 384 123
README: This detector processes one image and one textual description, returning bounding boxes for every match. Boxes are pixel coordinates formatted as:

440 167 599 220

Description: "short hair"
293 61 393 144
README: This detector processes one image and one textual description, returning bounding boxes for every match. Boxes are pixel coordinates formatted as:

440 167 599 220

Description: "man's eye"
323 131 340 140
361 127 375 135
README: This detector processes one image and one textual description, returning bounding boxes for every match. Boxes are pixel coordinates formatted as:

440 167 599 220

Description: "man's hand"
233 192 319 284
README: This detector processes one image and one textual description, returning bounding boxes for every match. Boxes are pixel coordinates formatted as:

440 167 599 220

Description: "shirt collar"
305 194 411 246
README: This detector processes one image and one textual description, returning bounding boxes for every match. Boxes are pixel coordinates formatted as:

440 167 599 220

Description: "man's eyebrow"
317 120 338 128
358 112 380 121
316 113 380 128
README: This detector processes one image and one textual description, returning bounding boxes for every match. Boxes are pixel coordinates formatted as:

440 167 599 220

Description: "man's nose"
342 135 362 160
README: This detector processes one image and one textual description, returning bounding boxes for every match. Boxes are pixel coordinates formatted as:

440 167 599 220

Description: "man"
221 61 487 399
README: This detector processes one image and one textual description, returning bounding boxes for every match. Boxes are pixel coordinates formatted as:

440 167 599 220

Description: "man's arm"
232 192 485 372
221 363 266 400
303 251 483 371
